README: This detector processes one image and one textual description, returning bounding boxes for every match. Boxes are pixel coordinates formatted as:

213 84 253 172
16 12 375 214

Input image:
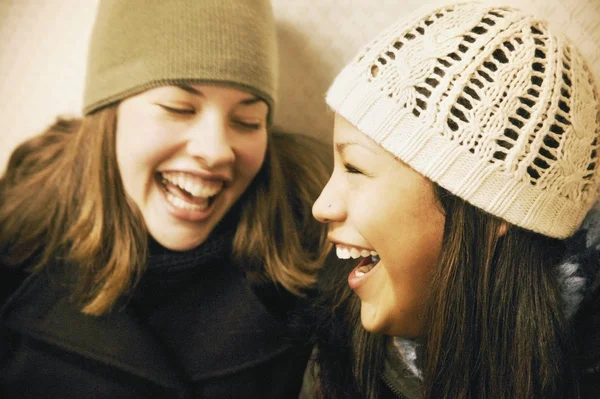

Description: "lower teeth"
355 265 373 277
355 254 380 277
166 192 208 211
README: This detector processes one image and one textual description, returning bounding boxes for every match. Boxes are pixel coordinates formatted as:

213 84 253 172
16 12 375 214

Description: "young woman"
305 2 600 398
0 1 331 398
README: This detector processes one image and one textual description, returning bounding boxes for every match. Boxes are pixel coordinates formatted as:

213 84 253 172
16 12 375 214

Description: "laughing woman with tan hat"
0 1 332 397
305 2 600 398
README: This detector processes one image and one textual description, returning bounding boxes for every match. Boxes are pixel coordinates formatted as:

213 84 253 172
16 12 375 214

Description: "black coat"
0 254 312 398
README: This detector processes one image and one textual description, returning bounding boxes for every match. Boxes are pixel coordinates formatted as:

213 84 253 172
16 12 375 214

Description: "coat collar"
558 202 600 319
1 256 292 388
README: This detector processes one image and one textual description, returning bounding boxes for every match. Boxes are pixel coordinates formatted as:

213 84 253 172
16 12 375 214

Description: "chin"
163 241 202 252
359 303 388 334
152 230 211 251
360 304 422 337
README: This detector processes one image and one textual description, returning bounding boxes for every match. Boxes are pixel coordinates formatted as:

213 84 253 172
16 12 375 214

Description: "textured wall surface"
1 0 599 174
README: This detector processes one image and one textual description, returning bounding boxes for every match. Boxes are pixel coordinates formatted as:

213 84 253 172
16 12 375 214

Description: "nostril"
312 191 344 224
187 141 235 168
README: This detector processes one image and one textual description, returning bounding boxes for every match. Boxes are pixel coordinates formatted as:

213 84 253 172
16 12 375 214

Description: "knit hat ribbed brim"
327 1 600 238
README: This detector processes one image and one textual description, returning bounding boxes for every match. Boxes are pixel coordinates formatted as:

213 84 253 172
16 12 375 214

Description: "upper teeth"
335 245 378 259
162 171 223 198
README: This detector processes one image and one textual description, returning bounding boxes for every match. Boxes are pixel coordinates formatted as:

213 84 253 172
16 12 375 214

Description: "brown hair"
0 106 331 315
422 187 576 398
235 131 333 293
312 186 577 398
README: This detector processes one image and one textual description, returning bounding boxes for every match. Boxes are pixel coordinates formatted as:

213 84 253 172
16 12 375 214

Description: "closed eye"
344 163 364 175
232 120 262 131
157 104 195 115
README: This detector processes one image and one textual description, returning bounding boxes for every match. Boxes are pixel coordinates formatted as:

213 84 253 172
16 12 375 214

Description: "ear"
497 221 509 238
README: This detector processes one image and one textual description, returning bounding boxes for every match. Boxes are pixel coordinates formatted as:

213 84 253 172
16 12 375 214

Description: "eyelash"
158 104 195 115
233 120 262 131
158 105 262 130
344 163 364 175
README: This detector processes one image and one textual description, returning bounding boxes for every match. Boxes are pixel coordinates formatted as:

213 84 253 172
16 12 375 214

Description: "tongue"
163 180 210 205
357 264 374 274
355 255 378 277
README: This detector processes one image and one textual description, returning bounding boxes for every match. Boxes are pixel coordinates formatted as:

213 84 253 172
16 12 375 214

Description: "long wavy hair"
312 186 578 398
0 105 332 315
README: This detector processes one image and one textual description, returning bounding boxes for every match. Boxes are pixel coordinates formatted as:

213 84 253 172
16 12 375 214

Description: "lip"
348 256 381 290
155 175 220 222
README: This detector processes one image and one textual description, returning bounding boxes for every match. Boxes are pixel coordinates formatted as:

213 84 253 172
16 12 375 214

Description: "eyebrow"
336 141 378 155
175 84 263 106
239 97 263 106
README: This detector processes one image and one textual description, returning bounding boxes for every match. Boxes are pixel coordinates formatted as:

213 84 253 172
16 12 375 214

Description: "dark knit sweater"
0 227 311 398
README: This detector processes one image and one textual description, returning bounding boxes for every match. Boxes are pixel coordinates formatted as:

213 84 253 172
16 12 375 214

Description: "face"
313 114 445 337
116 84 268 251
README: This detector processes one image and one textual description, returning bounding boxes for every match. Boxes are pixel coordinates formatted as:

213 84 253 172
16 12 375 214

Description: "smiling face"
312 114 445 337
116 84 268 251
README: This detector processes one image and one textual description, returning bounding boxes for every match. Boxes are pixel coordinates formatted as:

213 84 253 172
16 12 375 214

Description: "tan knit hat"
83 0 278 116
327 1 600 238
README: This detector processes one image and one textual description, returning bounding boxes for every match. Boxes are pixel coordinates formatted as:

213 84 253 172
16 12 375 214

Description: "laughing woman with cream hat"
306 2 600 398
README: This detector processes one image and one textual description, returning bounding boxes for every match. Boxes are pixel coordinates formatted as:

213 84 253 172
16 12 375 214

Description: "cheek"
387 248 437 297
385 214 444 311
374 190 444 299
115 118 175 204
235 133 268 176
116 119 173 172
385 206 444 275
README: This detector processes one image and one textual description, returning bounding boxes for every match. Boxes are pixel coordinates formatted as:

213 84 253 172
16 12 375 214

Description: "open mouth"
156 171 224 212
336 244 381 277
354 254 381 277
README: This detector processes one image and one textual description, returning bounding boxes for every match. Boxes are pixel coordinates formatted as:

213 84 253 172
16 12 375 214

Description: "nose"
312 177 345 223
186 111 235 168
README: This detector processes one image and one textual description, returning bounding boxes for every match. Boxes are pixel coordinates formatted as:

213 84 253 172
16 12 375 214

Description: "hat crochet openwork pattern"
327 1 600 238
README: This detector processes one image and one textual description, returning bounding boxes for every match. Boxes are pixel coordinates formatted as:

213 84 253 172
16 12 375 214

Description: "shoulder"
559 204 600 395
571 269 600 396
0 265 30 308
0 261 71 315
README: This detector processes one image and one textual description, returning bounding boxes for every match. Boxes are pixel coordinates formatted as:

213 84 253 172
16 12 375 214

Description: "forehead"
135 84 265 108
333 114 380 150
333 113 425 179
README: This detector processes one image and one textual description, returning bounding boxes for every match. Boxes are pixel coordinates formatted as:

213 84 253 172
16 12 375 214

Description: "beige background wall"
1 0 599 175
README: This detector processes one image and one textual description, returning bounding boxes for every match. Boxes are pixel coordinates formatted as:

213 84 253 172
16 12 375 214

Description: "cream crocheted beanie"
327 1 600 238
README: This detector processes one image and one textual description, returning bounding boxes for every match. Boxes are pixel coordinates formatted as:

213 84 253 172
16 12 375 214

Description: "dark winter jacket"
0 233 313 398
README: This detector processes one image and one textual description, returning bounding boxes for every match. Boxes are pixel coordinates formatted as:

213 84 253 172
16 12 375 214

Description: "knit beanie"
327 1 600 239
83 0 278 116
